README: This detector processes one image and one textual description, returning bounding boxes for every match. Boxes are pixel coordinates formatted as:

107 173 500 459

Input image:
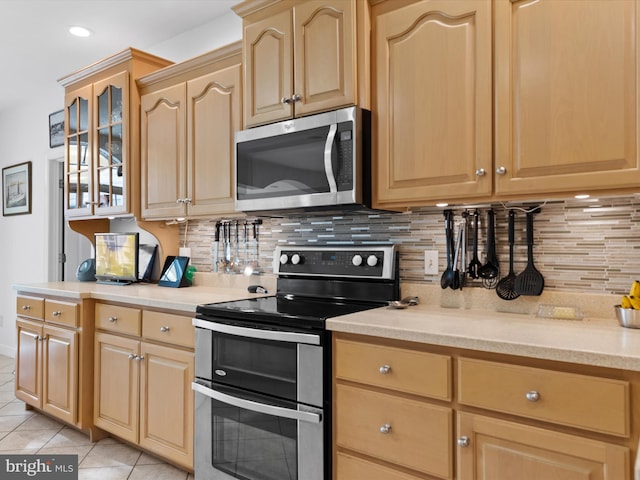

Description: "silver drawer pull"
21 305 31 311
379 424 391 434
160 326 170 332
525 390 540 402
379 365 391 374
52 311 61 317
108 316 117 322
458 436 470 447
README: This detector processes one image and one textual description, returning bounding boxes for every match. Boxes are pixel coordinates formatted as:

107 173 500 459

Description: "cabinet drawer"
336 452 425 480
44 300 79 327
142 311 194 348
458 358 630 437
334 338 451 400
95 304 141 336
335 384 452 479
16 295 44 320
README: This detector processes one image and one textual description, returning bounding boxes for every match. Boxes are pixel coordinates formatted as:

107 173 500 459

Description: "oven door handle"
192 318 321 345
192 382 321 424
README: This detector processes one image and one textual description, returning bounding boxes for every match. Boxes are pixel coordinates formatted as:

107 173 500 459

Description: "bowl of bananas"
616 280 640 328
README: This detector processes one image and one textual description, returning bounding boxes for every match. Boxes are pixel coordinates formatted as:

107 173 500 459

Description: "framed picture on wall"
2 161 32 216
49 109 64 148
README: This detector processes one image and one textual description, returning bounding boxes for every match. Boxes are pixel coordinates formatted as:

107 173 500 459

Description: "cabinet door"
41 324 78 425
457 413 629 480
294 0 356 117
140 83 187 219
64 84 93 218
15 319 43 407
94 332 140 443
93 71 130 216
494 0 640 196
186 64 241 217
373 0 492 208
139 342 194 470
244 9 293 126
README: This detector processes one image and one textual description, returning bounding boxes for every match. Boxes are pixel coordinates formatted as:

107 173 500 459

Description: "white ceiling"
0 0 239 112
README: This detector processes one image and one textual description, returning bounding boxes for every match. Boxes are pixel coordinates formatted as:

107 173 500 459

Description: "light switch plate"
424 250 438 275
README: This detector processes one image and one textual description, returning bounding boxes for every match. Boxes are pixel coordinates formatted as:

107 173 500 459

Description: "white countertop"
327 303 640 371
13 281 267 313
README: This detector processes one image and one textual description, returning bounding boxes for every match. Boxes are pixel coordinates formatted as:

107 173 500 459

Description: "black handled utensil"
496 210 520 300
514 208 545 296
478 209 499 279
468 210 482 279
440 210 455 289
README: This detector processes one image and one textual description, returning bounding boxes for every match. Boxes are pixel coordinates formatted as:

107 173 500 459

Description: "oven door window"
212 331 297 401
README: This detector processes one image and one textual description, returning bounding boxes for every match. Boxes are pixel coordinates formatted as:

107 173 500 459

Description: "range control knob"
367 255 379 267
279 253 289 265
291 253 302 265
352 254 363 266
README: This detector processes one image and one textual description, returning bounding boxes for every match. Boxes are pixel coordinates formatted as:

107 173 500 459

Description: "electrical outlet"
424 250 438 275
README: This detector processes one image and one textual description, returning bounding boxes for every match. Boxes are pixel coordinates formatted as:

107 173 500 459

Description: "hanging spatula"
514 208 544 296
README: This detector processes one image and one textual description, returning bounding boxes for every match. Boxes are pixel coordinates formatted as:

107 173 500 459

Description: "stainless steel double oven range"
192 245 399 480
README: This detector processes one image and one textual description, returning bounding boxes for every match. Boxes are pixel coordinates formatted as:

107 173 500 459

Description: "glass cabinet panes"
65 91 91 215
96 84 124 209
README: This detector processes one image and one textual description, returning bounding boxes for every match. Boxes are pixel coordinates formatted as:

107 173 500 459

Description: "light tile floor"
0 354 194 480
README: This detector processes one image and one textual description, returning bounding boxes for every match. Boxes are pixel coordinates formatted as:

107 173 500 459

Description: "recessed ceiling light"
69 26 93 37
574 194 590 199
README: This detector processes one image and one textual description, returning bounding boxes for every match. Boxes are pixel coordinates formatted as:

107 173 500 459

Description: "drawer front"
334 337 451 400
336 452 424 480
458 358 630 437
16 295 44 320
335 383 452 479
142 311 194 348
95 303 141 336
44 299 79 327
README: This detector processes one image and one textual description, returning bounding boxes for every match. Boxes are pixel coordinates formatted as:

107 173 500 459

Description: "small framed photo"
49 109 64 148
2 161 32 216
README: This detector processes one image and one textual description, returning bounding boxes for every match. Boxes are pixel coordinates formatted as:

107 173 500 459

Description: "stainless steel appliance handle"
192 382 321 424
192 318 321 345
323 123 338 193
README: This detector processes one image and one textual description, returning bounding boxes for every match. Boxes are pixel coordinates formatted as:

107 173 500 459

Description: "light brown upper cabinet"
373 0 640 210
138 43 242 220
59 49 172 219
372 0 493 209
234 0 367 128
494 0 640 196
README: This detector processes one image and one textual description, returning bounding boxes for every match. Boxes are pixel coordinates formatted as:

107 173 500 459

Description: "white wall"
0 15 241 356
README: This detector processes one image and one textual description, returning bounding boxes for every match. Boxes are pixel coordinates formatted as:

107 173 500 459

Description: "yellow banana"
630 280 640 298
631 296 640 310
622 295 633 309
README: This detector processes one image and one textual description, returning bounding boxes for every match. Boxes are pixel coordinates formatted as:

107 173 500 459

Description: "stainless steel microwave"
234 106 371 213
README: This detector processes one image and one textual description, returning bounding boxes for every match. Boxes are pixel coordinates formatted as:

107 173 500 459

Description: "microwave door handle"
192 318 321 345
323 124 338 193
192 382 321 424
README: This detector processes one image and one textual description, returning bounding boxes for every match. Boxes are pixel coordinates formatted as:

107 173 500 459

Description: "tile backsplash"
180 194 640 296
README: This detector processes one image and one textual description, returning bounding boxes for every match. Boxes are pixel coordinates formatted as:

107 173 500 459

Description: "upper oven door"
235 107 363 212
194 318 324 408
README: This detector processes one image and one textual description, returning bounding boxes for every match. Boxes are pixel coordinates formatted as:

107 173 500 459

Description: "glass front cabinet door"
65 85 93 218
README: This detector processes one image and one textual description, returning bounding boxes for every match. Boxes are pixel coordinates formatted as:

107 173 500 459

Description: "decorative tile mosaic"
179 194 640 295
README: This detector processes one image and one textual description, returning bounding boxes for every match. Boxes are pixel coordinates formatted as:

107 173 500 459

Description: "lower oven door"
193 380 324 480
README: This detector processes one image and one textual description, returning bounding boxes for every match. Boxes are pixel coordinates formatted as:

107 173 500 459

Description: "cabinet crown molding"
58 47 172 87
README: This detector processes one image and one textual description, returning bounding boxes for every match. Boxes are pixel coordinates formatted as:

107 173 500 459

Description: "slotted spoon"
514 209 545 296
496 210 520 301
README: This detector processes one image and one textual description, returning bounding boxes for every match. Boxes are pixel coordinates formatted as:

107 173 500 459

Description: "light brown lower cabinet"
457 412 629 480
94 305 194 471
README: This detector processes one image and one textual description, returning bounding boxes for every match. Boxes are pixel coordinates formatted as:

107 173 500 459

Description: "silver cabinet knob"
184 198 192 204
281 97 292 104
160 326 170 333
136 355 144 362
379 424 391 434
475 168 487 176
21 305 31 311
495 166 507 175
128 354 136 360
379 365 391 374
525 390 540 402
108 316 117 323
291 93 301 102
52 311 61 317
457 436 470 447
